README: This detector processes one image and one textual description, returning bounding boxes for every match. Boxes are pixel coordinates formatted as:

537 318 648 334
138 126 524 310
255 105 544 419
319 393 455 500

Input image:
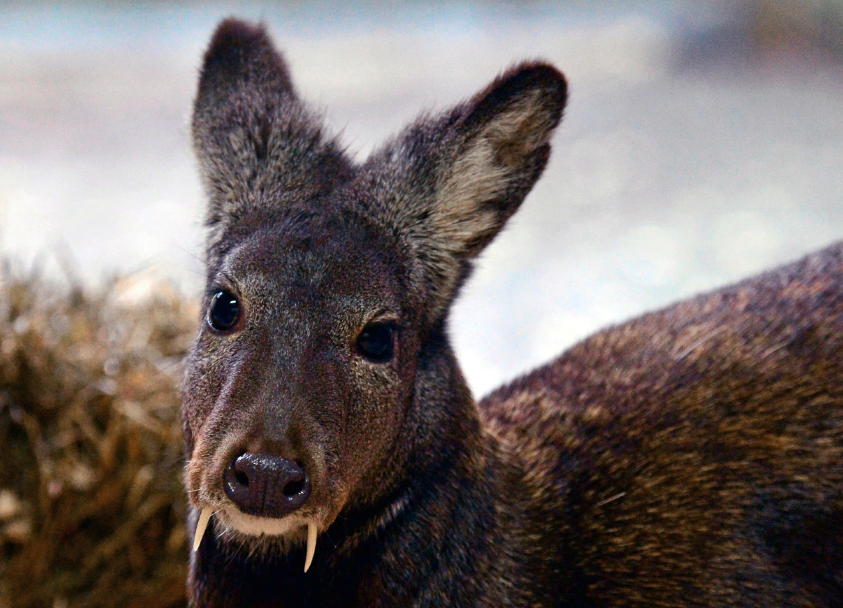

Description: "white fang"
193 507 213 552
304 522 317 572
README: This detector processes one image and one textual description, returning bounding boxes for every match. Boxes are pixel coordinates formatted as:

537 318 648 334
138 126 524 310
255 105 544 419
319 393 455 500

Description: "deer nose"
223 452 311 517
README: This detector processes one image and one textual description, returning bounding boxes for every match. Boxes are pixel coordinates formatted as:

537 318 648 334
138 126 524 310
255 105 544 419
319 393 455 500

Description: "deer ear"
194 19 295 117
363 62 567 319
446 64 567 257
433 62 567 257
192 19 351 257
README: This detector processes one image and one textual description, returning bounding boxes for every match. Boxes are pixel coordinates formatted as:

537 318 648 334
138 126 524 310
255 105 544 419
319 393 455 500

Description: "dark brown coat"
182 18 843 607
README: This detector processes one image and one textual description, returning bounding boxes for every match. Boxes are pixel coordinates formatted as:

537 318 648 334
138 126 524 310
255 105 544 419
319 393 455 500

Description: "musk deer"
182 18 843 607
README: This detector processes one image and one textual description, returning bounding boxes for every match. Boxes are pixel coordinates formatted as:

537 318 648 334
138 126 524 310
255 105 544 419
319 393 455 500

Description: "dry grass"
0 263 198 608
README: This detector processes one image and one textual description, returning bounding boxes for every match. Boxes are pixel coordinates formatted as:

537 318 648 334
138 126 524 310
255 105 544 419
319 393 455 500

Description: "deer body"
183 19 843 607
483 244 843 605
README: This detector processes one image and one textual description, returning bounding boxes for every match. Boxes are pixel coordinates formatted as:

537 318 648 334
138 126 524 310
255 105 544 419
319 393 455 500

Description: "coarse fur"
182 18 843 607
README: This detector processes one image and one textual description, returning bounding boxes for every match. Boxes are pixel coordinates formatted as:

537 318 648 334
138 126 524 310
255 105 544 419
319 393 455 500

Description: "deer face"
184 208 423 547
183 19 565 558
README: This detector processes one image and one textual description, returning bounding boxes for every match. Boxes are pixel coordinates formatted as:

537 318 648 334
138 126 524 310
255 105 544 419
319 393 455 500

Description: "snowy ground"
1 1 842 397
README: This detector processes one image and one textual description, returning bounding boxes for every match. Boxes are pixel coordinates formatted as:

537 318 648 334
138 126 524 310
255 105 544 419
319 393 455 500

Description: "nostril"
283 478 305 497
235 470 249 487
223 457 251 501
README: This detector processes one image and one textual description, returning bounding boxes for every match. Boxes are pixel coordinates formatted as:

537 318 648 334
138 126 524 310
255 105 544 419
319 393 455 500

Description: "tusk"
304 522 317 572
193 507 213 552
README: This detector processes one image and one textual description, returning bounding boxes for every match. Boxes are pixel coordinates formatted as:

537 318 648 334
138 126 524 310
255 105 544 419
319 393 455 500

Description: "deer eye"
208 290 241 332
355 323 395 362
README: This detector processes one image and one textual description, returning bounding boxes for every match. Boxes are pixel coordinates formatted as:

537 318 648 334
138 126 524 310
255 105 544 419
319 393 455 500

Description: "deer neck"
330 331 563 606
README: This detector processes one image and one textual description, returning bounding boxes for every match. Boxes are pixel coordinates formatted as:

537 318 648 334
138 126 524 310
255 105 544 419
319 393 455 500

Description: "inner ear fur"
436 62 568 258
361 62 567 320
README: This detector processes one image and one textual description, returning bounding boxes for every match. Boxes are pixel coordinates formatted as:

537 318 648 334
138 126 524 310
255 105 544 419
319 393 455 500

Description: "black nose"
223 452 311 518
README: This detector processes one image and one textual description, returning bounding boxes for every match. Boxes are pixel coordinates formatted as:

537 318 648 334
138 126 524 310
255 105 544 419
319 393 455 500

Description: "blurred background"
1 2 842 606
1 0 842 397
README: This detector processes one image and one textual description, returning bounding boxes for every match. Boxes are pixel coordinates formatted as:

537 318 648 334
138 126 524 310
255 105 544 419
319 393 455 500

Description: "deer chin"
195 507 320 571
221 508 309 538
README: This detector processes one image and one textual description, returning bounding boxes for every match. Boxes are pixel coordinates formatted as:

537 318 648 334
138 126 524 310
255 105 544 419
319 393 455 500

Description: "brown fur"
483 246 843 605
182 18 843 607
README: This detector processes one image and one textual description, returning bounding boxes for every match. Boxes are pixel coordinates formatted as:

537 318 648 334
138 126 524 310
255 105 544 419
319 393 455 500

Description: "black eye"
208 290 241 332
355 323 395 362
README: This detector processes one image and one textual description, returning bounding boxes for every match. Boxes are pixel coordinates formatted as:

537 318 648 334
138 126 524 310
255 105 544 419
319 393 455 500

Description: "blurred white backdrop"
1 0 842 396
